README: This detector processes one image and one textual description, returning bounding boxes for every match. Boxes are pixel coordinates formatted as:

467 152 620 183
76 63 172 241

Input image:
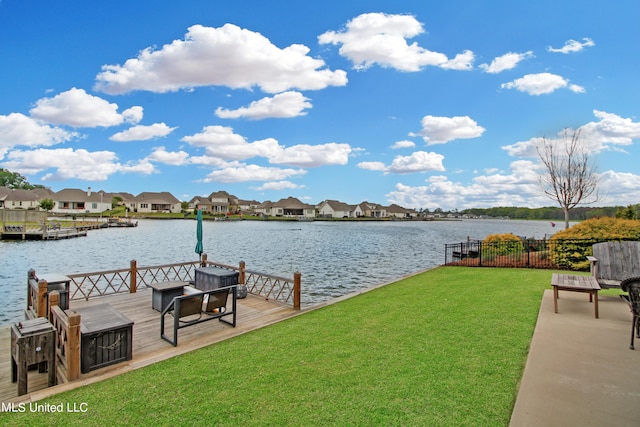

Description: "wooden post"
293 271 301 310
49 290 59 320
67 312 81 381
37 279 48 318
239 261 246 285
130 260 137 293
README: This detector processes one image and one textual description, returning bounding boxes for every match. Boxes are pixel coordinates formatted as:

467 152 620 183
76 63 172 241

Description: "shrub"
483 233 524 258
550 217 640 270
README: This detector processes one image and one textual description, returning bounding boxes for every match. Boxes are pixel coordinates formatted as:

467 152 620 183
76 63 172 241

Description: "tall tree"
536 129 599 229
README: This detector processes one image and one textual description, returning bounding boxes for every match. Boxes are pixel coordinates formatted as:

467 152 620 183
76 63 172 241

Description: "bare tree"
536 129 599 229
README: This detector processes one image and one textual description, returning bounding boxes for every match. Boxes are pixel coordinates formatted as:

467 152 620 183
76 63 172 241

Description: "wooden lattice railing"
54 254 301 309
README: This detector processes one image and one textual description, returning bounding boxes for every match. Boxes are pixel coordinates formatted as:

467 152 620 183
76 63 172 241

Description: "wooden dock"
0 288 299 403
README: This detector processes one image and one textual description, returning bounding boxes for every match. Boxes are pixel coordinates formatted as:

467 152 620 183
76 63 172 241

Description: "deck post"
293 271 301 310
239 261 246 284
67 312 81 381
49 290 59 320
37 279 48 318
130 260 137 293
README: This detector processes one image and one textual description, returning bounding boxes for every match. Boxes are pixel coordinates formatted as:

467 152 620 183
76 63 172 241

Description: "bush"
550 217 640 270
483 233 524 258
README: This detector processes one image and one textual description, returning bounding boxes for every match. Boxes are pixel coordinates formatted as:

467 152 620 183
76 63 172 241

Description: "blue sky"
1 1 639 210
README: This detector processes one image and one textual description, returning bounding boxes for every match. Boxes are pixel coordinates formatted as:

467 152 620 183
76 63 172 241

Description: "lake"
0 218 562 326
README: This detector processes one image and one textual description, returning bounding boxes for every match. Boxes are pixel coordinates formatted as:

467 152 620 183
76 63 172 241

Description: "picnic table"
551 274 601 318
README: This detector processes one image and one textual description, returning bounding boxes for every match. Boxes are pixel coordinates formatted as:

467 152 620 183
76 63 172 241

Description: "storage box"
70 304 133 373
195 267 239 291
40 273 70 310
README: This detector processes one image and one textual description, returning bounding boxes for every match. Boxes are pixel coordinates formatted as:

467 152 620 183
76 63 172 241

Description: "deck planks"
0 288 298 403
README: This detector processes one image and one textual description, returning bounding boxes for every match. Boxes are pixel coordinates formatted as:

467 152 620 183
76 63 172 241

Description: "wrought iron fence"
444 238 601 270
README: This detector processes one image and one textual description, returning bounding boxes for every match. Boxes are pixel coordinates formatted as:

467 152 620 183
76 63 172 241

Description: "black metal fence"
444 239 601 270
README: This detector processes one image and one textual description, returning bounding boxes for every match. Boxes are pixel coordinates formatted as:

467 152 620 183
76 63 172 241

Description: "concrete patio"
510 289 640 426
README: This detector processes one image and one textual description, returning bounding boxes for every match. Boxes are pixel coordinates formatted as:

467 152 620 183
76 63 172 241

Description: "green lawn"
1 267 576 426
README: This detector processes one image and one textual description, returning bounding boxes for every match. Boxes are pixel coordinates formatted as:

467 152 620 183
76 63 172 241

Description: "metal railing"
444 238 601 270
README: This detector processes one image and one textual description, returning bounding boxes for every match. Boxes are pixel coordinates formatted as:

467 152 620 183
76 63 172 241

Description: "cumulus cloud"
547 38 595 54
318 13 474 72
502 110 640 157
182 125 352 167
145 146 190 165
110 123 177 141
391 140 416 149
479 51 534 74
215 91 312 120
29 88 143 127
95 24 347 95
413 115 485 144
1 147 156 181
253 181 304 191
358 151 445 174
201 164 306 183
385 160 544 210
501 73 585 95
0 113 78 159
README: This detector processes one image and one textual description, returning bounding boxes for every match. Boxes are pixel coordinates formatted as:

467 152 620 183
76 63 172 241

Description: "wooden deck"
0 288 299 403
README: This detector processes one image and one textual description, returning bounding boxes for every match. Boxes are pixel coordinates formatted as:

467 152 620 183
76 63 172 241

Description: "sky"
1 1 639 210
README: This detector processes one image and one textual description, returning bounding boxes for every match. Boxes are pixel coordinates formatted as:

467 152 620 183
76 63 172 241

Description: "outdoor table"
551 273 601 318
147 281 189 312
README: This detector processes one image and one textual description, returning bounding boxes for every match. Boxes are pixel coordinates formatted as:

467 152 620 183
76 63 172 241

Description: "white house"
317 200 355 218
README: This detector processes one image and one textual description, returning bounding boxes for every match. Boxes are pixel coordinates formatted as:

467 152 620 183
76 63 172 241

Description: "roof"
135 191 181 204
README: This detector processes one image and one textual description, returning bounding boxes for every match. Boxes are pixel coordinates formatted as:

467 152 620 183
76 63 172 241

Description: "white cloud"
479 51 534 74
2 147 155 181
385 160 545 210
391 140 416 149
29 88 143 127
215 91 312 120
253 181 304 191
95 24 347 95
358 151 445 174
0 113 78 159
201 164 306 183
145 146 189 165
502 110 640 157
547 38 595 54
110 123 177 141
357 161 386 171
182 125 352 167
414 115 485 144
318 13 474 72
501 72 584 95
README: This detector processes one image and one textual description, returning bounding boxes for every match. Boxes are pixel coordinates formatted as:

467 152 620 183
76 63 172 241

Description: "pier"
0 257 301 403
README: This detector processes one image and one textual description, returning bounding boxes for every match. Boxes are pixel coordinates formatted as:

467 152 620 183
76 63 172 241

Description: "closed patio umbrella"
195 209 203 260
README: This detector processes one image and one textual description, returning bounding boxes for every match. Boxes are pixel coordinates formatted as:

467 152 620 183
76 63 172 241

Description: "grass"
1 267 609 426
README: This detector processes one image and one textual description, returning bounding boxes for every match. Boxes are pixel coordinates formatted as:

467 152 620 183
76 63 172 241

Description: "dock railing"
59 253 301 309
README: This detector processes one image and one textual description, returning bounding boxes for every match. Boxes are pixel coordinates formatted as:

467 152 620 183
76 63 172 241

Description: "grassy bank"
2 267 569 426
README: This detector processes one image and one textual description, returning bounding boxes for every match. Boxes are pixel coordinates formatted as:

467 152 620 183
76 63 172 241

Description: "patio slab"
510 289 640 427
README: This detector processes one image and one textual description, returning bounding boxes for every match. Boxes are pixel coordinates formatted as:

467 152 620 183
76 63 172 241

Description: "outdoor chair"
620 277 640 350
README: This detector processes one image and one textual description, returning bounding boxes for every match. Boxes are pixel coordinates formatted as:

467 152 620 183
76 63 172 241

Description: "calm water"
0 218 561 325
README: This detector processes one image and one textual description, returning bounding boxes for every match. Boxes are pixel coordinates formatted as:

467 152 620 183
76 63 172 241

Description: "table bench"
551 274 601 318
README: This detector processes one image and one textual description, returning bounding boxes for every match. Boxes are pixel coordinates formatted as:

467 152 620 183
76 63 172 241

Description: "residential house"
0 187 41 210
256 197 315 218
255 200 274 217
208 190 239 214
188 196 213 213
317 200 355 218
237 199 260 213
52 188 111 215
354 201 387 218
387 204 417 219
135 192 181 213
